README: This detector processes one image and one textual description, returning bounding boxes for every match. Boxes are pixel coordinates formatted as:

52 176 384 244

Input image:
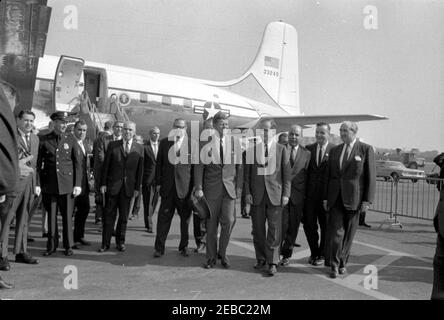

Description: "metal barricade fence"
371 176 444 227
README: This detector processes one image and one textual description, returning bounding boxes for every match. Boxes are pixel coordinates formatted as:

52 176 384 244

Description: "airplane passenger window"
140 93 148 103
162 96 171 106
183 99 192 109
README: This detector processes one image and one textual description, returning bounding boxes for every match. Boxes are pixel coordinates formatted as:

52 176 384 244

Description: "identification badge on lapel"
355 155 362 161
64 143 69 150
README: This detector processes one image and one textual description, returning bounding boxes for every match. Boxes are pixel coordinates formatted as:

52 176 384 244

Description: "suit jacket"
245 141 291 206
16 130 39 189
194 135 243 200
101 139 144 197
142 141 158 186
306 142 335 202
36 131 82 195
324 140 376 211
286 145 311 206
155 137 194 199
75 139 92 195
0 87 18 195
93 133 115 188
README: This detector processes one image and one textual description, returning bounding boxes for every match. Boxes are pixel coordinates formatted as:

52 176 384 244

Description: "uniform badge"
355 155 362 161
64 143 69 150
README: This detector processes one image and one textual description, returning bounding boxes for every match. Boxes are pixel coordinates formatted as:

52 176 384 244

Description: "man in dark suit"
142 127 160 233
245 119 291 276
323 121 376 278
73 120 92 247
304 122 334 266
432 155 444 299
92 120 114 224
280 125 310 267
99 121 144 252
0 81 18 289
153 118 194 258
194 112 242 269
93 120 123 224
37 111 83 256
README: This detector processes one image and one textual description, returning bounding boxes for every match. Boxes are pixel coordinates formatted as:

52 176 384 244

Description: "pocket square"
355 155 362 161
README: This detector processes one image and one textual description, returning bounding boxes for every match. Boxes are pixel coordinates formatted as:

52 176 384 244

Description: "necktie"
341 144 350 170
290 146 296 167
317 145 323 166
79 140 85 155
125 141 130 155
265 142 268 158
176 137 181 157
25 134 31 152
220 138 224 165
152 144 157 158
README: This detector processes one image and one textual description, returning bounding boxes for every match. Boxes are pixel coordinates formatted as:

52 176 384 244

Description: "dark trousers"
154 188 192 253
94 192 103 221
359 210 367 224
251 193 282 265
131 192 142 216
328 199 360 269
281 201 303 259
193 213 206 246
73 193 90 241
0 195 15 258
13 179 33 255
142 184 158 230
432 234 444 300
206 189 236 261
303 198 328 259
102 188 132 248
42 193 74 251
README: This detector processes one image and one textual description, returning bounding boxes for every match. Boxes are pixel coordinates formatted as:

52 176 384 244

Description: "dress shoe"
308 256 316 265
98 246 109 253
78 238 91 246
294 243 301 247
313 256 325 266
217 253 222 260
129 215 137 221
194 243 205 253
268 264 277 276
203 259 216 269
146 228 153 233
241 213 249 219
0 257 10 271
27 237 35 243
15 253 39 264
180 248 189 257
94 218 101 225
117 244 126 252
42 232 48 238
339 267 347 275
43 249 56 256
254 260 266 269
221 258 230 269
153 250 163 258
330 268 339 278
0 276 13 289
279 257 290 267
64 248 74 256
360 222 371 228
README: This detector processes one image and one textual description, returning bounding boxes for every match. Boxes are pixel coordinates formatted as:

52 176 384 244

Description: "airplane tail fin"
212 22 300 115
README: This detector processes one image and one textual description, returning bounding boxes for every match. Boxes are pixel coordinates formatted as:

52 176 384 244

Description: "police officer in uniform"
37 112 82 256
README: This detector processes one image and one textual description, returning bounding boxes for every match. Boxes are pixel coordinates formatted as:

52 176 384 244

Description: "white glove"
35 186 41 196
194 189 204 198
100 186 107 194
282 196 289 207
0 195 5 203
73 187 82 197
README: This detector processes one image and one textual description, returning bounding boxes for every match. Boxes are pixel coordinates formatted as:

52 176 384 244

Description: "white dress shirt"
316 142 329 166
339 138 357 169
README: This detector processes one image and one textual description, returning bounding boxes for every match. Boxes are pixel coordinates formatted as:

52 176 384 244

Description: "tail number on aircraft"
263 69 279 77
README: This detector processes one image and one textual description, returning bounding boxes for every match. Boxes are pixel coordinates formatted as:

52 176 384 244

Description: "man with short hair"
73 120 92 247
37 111 83 256
280 125 310 267
93 120 122 224
99 121 144 252
153 118 194 258
304 122 334 266
245 119 291 276
323 121 375 278
142 127 160 232
195 112 242 268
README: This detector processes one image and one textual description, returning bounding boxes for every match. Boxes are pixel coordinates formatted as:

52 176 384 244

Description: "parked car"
376 160 426 183
425 164 441 185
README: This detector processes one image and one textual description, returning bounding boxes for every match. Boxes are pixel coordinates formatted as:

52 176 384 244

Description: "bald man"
323 121 375 278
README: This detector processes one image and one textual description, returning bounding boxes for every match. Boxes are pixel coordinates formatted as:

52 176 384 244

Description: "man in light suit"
323 121 375 278
304 122 335 266
153 118 194 257
73 120 92 247
280 125 310 267
99 121 144 252
194 112 242 269
142 127 160 233
245 119 291 276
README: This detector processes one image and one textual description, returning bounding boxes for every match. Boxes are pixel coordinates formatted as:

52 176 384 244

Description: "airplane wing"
235 114 388 130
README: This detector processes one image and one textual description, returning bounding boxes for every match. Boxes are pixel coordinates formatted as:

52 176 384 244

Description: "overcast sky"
45 0 444 151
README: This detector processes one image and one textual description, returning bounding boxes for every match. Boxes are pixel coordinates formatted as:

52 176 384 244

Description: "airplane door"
53 55 85 112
